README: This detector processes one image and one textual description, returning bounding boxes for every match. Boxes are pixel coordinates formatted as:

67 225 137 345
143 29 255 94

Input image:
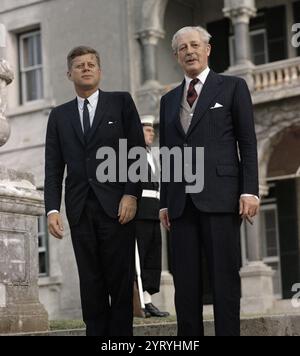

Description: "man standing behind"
136 116 169 318
159 27 260 336
45 46 145 336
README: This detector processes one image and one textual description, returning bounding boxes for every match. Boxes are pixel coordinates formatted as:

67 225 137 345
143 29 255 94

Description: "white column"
138 29 164 86
240 183 275 315
135 0 168 117
223 0 257 90
0 24 6 59
223 0 256 66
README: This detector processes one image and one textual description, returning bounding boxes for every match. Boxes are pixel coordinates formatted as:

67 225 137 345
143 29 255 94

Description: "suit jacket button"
88 178 93 183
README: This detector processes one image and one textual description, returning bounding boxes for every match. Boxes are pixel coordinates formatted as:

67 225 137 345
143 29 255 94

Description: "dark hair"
67 46 101 70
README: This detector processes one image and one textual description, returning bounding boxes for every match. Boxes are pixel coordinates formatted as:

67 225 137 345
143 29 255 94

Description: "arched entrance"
259 125 300 298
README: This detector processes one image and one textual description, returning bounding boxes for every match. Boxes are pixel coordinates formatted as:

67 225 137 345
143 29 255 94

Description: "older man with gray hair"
159 26 259 336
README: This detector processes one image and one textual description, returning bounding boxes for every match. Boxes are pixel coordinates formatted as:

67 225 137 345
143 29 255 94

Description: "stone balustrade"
253 57 300 92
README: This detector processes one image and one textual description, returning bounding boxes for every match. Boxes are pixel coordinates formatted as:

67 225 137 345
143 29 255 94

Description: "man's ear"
67 71 72 81
207 44 212 57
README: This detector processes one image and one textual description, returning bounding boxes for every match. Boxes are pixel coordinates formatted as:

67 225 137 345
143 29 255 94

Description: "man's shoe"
145 303 170 318
143 309 152 318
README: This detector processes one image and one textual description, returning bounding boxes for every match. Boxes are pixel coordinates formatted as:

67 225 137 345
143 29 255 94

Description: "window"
260 204 282 298
240 196 283 298
230 29 269 66
293 0 300 57
38 215 49 277
207 18 230 73
19 30 43 104
229 5 288 67
251 30 269 65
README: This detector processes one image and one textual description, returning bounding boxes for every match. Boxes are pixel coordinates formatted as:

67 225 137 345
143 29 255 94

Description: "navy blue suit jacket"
45 90 145 226
159 71 259 219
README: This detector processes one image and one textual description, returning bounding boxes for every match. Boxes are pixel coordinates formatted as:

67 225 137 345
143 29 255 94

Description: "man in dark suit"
159 27 260 336
136 116 169 318
44 46 145 336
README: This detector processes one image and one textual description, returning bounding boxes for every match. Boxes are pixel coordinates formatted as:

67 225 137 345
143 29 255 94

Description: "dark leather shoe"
145 303 170 317
143 309 152 318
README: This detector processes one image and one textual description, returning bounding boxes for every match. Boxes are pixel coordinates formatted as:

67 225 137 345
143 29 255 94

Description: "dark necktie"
187 78 200 108
83 99 91 136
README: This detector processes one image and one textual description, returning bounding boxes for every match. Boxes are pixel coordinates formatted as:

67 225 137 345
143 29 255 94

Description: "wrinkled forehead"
177 31 205 46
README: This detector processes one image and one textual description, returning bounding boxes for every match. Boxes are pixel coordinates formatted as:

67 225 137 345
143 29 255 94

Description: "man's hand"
118 195 137 225
160 209 171 232
48 212 64 240
240 196 260 225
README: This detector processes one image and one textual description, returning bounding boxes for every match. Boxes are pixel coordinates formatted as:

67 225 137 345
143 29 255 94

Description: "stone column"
0 24 48 334
136 29 165 119
138 30 164 84
135 0 168 118
152 226 175 316
240 183 275 315
138 29 164 86
0 24 6 61
223 0 257 90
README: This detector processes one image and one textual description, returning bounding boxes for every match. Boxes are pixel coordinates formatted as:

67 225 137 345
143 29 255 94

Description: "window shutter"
207 19 230 73
293 0 300 56
266 5 287 62
276 180 300 299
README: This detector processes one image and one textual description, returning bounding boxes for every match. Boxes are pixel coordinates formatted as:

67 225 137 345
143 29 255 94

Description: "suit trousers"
170 195 242 337
70 190 135 336
136 220 162 295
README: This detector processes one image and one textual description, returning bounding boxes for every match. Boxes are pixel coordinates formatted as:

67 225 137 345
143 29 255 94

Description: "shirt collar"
185 67 210 89
77 89 99 110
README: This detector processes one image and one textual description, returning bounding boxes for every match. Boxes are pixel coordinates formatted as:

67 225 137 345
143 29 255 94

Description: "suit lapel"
187 71 223 137
87 90 110 143
172 81 186 139
69 98 85 146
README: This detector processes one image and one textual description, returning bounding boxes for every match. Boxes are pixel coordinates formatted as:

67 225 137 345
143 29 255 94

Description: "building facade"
0 0 299 319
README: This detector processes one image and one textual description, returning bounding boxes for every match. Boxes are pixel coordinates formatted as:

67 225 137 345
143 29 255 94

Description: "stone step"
1 314 300 336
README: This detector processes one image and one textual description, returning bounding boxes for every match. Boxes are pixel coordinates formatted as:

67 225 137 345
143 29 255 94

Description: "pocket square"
210 103 224 109
108 121 116 125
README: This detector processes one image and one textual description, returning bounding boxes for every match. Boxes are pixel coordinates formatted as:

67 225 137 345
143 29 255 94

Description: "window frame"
260 203 282 298
229 28 269 66
19 29 44 104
